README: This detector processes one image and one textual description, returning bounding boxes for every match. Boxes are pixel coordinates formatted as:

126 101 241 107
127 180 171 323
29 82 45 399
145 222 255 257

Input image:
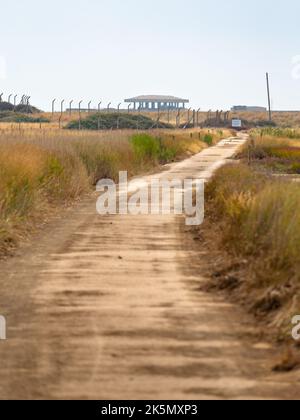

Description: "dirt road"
0 134 299 400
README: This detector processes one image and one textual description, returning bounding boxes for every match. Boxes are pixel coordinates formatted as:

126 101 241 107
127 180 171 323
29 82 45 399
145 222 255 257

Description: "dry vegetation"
232 111 300 127
246 128 300 174
0 126 227 256
201 129 300 356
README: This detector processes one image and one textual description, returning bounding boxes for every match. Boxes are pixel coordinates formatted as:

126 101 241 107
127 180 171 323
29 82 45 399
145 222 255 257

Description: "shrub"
207 163 300 289
202 134 213 146
66 113 172 130
0 128 208 254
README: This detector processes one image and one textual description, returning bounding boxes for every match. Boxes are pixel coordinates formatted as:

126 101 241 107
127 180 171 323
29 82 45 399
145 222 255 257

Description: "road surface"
0 134 299 400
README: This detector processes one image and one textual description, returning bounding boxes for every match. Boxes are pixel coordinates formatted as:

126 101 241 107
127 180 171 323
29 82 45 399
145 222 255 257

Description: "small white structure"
232 119 242 129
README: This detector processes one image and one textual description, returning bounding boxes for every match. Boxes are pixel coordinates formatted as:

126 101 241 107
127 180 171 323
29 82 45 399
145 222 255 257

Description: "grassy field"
0 126 228 256
43 110 300 128
1 109 300 130
246 128 300 173
203 131 300 356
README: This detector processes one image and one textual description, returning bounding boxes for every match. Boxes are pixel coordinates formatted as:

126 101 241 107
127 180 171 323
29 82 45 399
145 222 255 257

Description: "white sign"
232 119 242 128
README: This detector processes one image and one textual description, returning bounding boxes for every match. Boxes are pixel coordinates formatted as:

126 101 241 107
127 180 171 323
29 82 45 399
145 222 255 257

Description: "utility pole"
266 72 272 122
60 100 65 128
79 100 83 130
52 99 56 117
69 100 73 116
26 96 31 113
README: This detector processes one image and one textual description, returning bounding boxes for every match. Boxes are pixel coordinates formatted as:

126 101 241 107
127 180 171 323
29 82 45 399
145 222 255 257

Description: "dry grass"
232 111 300 127
206 161 300 340
209 168 300 277
0 127 227 255
254 127 300 139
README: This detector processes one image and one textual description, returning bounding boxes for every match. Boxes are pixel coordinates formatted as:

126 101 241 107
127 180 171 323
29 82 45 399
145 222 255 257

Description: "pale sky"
1 0 299 111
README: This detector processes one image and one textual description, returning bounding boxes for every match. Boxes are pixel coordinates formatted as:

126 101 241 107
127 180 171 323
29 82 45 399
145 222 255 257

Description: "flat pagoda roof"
125 95 189 103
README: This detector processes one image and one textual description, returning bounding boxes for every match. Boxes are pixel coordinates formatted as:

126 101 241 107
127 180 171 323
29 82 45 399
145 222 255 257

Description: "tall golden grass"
0 127 227 255
207 161 300 336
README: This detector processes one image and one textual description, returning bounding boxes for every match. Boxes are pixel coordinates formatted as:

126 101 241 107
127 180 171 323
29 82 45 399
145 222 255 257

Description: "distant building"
124 95 189 111
231 105 267 112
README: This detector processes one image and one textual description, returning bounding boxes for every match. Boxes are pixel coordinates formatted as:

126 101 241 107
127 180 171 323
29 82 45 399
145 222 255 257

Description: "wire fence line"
0 92 232 131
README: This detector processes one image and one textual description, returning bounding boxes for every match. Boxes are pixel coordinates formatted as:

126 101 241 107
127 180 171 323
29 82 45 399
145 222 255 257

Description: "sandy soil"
0 134 299 400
